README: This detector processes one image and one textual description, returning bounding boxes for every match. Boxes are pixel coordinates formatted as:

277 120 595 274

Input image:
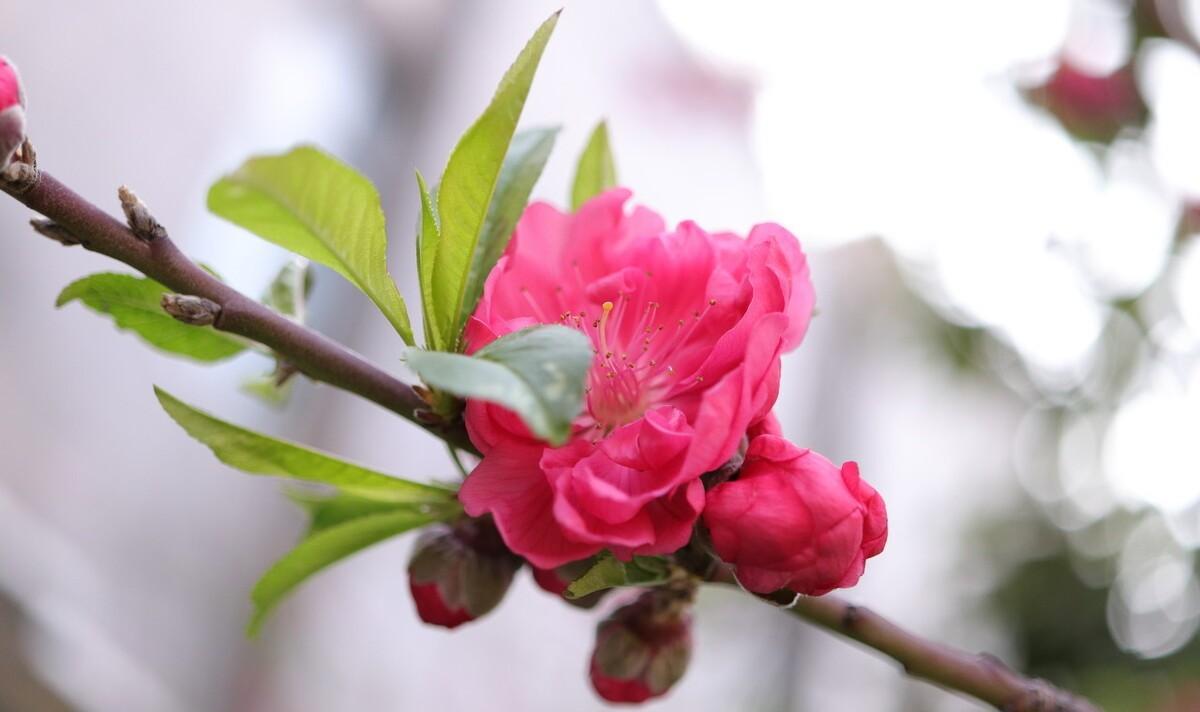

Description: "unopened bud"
407 518 521 629
30 219 80 247
0 56 26 174
1024 60 1146 144
531 558 609 609
589 588 694 704
161 294 221 326
118 186 168 240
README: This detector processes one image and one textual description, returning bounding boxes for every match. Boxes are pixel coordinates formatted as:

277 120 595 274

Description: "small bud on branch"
30 218 80 246
589 586 695 703
118 185 167 240
407 519 521 628
161 294 221 326
1 138 38 192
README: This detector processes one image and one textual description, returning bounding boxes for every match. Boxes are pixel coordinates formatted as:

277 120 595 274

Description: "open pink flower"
458 189 815 568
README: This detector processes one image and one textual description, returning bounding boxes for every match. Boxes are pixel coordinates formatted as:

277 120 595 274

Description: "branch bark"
2 168 475 453
702 564 1096 711
783 593 1099 711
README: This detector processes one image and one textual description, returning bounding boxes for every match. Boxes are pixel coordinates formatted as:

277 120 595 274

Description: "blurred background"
1 0 1198 710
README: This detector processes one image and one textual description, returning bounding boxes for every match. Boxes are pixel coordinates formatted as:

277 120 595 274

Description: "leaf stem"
446 445 470 479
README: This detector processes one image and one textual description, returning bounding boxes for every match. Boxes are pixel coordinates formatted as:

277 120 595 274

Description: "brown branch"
785 594 1098 711
2 168 475 454
707 568 1098 711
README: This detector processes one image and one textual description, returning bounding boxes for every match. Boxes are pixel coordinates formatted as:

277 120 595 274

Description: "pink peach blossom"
459 189 814 568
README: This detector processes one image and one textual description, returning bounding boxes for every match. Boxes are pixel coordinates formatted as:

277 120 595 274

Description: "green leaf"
565 554 672 599
458 127 558 340
430 12 559 351
249 507 435 636
415 171 443 349
208 145 414 345
570 121 617 211
240 369 298 407
288 490 420 536
56 273 246 362
261 257 313 320
155 387 454 504
405 325 591 445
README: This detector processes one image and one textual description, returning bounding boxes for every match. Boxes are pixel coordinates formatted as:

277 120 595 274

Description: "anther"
598 301 615 357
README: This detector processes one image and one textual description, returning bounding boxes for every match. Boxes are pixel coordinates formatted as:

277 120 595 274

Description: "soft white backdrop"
2 1 1194 710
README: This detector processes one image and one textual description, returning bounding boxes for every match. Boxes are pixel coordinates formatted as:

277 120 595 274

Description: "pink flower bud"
0 56 26 171
1025 60 1146 144
703 435 887 596
406 518 521 629
588 589 693 704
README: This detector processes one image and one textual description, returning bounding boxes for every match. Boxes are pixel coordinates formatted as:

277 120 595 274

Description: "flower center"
560 295 717 434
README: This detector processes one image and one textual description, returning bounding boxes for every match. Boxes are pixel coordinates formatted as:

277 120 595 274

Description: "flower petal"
459 442 600 569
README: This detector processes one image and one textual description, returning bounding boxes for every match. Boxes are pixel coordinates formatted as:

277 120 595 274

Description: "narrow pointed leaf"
415 170 443 349
405 324 590 445
570 121 617 211
431 12 559 350
248 508 435 636
240 372 297 407
288 490 428 536
155 387 454 503
208 145 414 344
56 273 246 362
565 554 672 599
262 257 313 321
458 127 558 338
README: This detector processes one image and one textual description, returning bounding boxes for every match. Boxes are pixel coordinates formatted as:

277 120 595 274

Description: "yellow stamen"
599 301 614 357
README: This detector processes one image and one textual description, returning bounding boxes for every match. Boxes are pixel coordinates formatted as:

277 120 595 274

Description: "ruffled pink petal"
552 483 658 549
615 479 705 559
459 442 600 569
597 407 692 474
747 223 815 351
748 411 784 438
844 462 889 558
680 313 787 475
541 441 659 542
464 398 538 454
704 464 813 567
